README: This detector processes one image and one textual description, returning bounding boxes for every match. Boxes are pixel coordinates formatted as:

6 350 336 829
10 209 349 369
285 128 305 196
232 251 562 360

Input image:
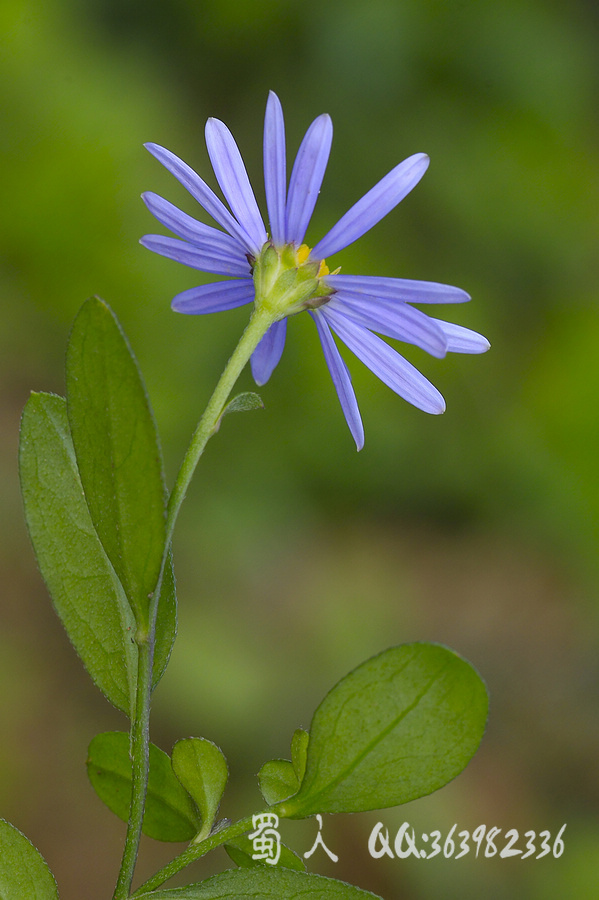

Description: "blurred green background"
1 0 598 897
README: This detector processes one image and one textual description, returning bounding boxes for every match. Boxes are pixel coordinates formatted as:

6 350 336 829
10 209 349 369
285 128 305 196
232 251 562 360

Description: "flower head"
141 91 489 449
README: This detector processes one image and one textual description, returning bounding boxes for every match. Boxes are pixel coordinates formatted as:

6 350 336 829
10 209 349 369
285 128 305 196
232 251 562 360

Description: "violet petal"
312 153 429 259
328 293 448 358
263 92 287 247
250 319 287 385
145 142 258 255
205 118 267 253
323 307 446 414
326 273 471 304
140 234 251 277
311 311 364 450
171 279 255 314
142 192 247 258
431 319 491 354
285 114 333 245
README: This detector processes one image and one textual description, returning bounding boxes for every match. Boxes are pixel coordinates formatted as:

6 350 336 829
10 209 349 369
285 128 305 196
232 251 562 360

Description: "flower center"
295 243 330 279
252 241 334 320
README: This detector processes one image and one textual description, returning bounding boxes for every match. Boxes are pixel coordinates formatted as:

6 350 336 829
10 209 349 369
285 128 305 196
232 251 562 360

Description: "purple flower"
142 91 489 449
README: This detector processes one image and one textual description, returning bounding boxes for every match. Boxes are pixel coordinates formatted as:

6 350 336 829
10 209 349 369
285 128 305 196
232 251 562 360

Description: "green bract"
252 242 330 319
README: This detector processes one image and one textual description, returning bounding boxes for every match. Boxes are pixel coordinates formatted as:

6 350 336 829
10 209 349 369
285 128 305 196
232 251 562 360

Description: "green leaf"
222 392 264 416
0 819 58 899
66 297 168 627
19 393 137 715
152 551 177 691
225 834 305 871
258 760 299 806
278 643 488 818
135 867 381 899
87 732 200 841
258 728 309 806
171 738 228 841
215 392 264 433
291 728 309 783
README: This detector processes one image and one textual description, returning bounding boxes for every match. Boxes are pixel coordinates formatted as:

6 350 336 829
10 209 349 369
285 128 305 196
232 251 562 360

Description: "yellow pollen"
296 243 310 264
296 243 330 278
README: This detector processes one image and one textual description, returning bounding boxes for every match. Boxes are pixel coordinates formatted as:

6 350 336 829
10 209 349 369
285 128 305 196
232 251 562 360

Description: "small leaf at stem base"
87 732 201 841
172 738 229 841
258 759 300 806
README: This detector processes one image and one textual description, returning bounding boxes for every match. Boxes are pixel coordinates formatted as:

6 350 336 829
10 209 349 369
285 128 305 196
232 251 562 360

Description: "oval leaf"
0 819 58 900
19 393 137 715
87 732 200 841
258 759 299 806
66 297 168 627
172 738 228 840
224 834 305 871
136 867 382 899
279 643 488 817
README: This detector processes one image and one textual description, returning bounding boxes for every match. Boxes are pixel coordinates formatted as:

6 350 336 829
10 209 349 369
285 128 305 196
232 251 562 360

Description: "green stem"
165 305 274 548
112 305 274 898
112 640 153 900
130 813 261 897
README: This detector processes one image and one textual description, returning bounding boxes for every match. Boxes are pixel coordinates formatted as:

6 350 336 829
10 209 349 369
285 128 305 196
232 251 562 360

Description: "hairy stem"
165 305 273 547
112 640 153 900
130 813 261 896
112 306 274 897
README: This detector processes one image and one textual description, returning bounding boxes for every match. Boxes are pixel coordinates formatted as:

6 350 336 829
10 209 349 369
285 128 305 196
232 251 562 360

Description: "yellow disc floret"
296 243 330 278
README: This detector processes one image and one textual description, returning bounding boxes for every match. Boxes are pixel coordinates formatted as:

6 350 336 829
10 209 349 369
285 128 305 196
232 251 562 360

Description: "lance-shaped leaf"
134 867 382 898
87 732 200 842
171 738 228 841
278 643 488 818
224 834 305 871
291 728 309 782
66 297 167 628
153 552 177 689
0 819 58 900
19 393 138 715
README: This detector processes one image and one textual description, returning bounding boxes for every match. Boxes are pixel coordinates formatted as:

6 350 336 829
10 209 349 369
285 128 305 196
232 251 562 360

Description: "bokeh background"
1 0 598 897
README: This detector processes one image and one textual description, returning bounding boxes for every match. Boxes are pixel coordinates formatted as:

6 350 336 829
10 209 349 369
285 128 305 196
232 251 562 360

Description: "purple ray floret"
142 91 489 449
